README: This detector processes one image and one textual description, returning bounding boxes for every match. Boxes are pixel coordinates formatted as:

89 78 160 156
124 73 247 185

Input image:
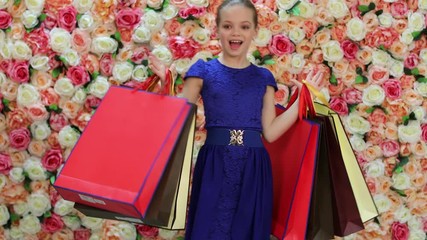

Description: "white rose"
193 51 213 62
13 40 32 60
112 62 134 83
409 230 426 240
118 222 137 240
378 13 393 27
13 201 29 216
372 50 391 67
61 49 80 66
289 53 305 74
73 0 93 13
143 10 164 31
0 174 6 191
278 10 291 22
398 122 422 143
30 121 51 141
0 41 13 59
89 76 110 98
346 18 367 41
54 77 75 97
23 158 47 180
78 14 94 30
321 40 344 62
412 106 425 122
54 199 75 216
414 82 427 97
50 28 72 53
344 113 371 135
389 59 404 77
9 167 25 183
91 37 118 55
408 12 425 32
193 28 210 45
298 1 315 18
0 0 10 9
30 55 50 71
162 4 178 20
8 226 24 240
21 10 39 29
420 49 427 63
392 172 411 190
327 0 349 19
131 65 149 82
17 84 40 107
81 216 103 230
25 0 45 13
19 214 41 234
276 0 299 10
400 29 414 45
159 229 177 239
147 0 162 8
152 45 173 65
408 216 422 231
362 84 385 106
364 159 385 178
58 125 80 148
288 28 306 44
0 204 10 225
0 72 6 86
62 215 81 230
254 28 272 47
419 0 427 10
174 58 192 75
1 80 19 101
373 194 392 213
89 234 102 240
27 192 51 217
71 87 87 104
394 206 412 223
132 25 151 43
349 134 366 152
187 0 208 7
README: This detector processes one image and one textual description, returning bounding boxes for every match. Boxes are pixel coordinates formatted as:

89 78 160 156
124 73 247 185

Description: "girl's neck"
218 55 250 69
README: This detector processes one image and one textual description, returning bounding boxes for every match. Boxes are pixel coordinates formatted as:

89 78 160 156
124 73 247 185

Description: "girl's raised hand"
290 68 323 91
148 54 166 82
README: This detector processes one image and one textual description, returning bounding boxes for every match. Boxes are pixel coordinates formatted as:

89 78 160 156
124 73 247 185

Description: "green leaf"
402 115 409 125
393 156 409 173
177 17 186 24
136 234 142 240
366 107 375 114
176 237 185 240
378 45 386 51
356 67 363 75
10 213 20 222
290 6 300 16
417 77 427 83
2 98 10 106
112 31 121 42
348 104 357 113
368 2 376 10
43 211 52 218
50 175 56 185
411 68 419 76
175 75 183 85
375 10 383 16
412 31 422 39
390 186 407 197
357 5 370 13
409 112 417 120
329 74 337 86
70 125 82 134
252 50 261 59
355 75 365 84
52 67 62 78
24 178 31 192
263 59 275 65
403 68 412 75
126 59 136 66
5 27 11 33
91 71 100 80
14 0 21 6
38 13 47 22
286 1 301 15
77 13 83 22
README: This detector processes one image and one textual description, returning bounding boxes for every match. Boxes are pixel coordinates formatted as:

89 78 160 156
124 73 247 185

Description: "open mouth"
229 40 243 50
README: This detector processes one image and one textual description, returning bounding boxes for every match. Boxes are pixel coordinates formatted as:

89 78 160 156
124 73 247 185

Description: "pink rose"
9 128 31 151
24 28 51 55
0 10 12 29
74 229 91 240
115 8 142 29
136 225 159 237
41 10 58 29
421 124 427 143
368 65 389 85
367 108 387 126
42 214 64 233
341 88 362 104
131 47 150 64
329 97 349 116
57 6 78 32
9 61 30 83
0 60 12 76
341 40 358 60
26 103 49 122
0 153 12 175
49 113 69 132
179 6 206 19
391 1 409 18
268 34 295 56
41 148 63 172
49 187 61 206
168 36 200 59
99 54 114 76
404 53 419 69
274 84 290 106
71 29 91 54
380 140 400 157
84 95 102 110
382 79 402 100
41 88 60 106
364 27 399 48
67 66 90 86
391 222 409 240
47 50 62 70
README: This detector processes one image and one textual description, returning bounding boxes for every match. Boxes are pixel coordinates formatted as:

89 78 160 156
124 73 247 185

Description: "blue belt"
205 128 264 147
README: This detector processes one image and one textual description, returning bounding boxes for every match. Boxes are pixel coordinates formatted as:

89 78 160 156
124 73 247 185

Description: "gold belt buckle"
229 129 244 146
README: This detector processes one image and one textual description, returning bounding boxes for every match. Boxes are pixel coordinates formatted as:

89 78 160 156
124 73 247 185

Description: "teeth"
230 41 242 44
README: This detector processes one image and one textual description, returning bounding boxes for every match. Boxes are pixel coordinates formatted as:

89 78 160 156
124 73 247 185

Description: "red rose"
179 6 206 19
380 140 400 157
421 123 427 143
99 54 114 76
115 8 142 29
74 228 91 240
329 97 349 116
391 222 409 240
391 1 409 18
168 36 200 59
0 10 12 29
404 53 419 69
24 28 51 55
49 113 69 132
136 225 159 237
0 153 12 175
41 148 63 172
341 40 358 60
268 34 295 56
9 128 31 151
382 79 402 100
41 10 58 29
67 66 90 86
9 61 30 83
84 95 102 110
57 6 78 32
42 214 64 233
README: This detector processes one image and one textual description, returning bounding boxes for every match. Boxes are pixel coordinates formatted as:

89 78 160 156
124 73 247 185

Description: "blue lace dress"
184 59 277 240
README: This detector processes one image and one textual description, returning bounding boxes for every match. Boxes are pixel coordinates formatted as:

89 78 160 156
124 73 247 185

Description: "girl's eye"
242 25 250 30
223 25 231 29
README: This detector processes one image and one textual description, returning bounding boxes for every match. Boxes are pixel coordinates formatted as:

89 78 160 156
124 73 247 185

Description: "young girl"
150 0 322 239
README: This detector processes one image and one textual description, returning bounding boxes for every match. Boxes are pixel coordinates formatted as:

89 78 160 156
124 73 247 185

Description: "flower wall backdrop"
0 0 426 239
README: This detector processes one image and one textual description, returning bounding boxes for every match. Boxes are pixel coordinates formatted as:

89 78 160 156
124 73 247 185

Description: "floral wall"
0 0 425 239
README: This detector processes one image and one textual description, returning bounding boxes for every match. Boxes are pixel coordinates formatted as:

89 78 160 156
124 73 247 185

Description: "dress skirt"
185 140 273 240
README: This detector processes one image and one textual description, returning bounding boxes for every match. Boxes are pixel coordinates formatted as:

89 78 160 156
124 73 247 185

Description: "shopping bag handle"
130 69 175 96
298 83 316 120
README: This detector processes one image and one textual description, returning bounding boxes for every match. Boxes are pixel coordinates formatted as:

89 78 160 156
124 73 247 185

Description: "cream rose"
276 0 299 10
152 45 173 65
254 28 272 47
327 0 349 19
17 84 40 107
372 50 391 67
62 215 81 230
58 125 80 148
118 223 137 240
19 214 41 234
0 204 9 225
278 10 291 22
8 226 24 240
143 10 164 31
159 229 177 239
174 58 192 75
378 13 393 27
299 1 315 18
71 87 87 104
131 65 149 82
408 12 425 32
0 174 6 191
193 51 213 62
419 0 427 10
349 134 367 152
362 84 386 106
9 167 25 183
420 49 427 63
400 29 414 45
89 76 110 98
398 122 422 143
414 82 427 97
132 25 151 43
24 158 47 180
344 113 371 135
187 0 208 7
288 28 306 44
13 201 29 216
112 61 134 83
0 42 13 59
73 0 93 13
54 77 76 97
364 159 385 178
81 216 103 230
27 192 51 217
193 28 210 45
13 40 32 60
0 0 10 9
389 59 404 77
25 0 45 13
30 55 50 71
409 230 426 240
21 10 39 29
321 40 344 62
54 199 75 216
91 37 118 55
61 49 81 66
0 72 6 86
30 121 51 140
346 18 367 41
50 28 72 53
289 53 305 74
373 194 392 213
78 14 94 30
412 106 426 122
162 4 178 20
392 172 411 190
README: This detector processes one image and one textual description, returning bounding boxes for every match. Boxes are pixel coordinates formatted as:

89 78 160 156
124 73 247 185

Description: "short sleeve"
263 68 278 91
184 59 206 80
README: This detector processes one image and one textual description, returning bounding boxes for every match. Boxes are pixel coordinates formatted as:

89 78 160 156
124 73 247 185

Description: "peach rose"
26 104 49 122
269 21 284 35
274 84 290 106
363 145 383 162
9 150 29 167
328 79 345 96
389 41 408 59
28 140 48 158
61 100 82 119
313 29 331 47
164 18 181 36
30 179 50 193
399 75 415 90
302 19 318 39
402 89 423 106
330 24 347 42
71 29 92 54
70 112 91 132
47 132 61 149
392 19 408 34
364 27 399 48
332 60 349 78
1 181 28 204
81 54 99 74
296 39 314 57
367 108 387 127
366 127 385 146
40 88 60 106
367 65 389 85
362 12 379 32
384 157 397 177
257 5 277 28
6 109 31 130
31 72 53 90
385 122 398 140
400 142 412 157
